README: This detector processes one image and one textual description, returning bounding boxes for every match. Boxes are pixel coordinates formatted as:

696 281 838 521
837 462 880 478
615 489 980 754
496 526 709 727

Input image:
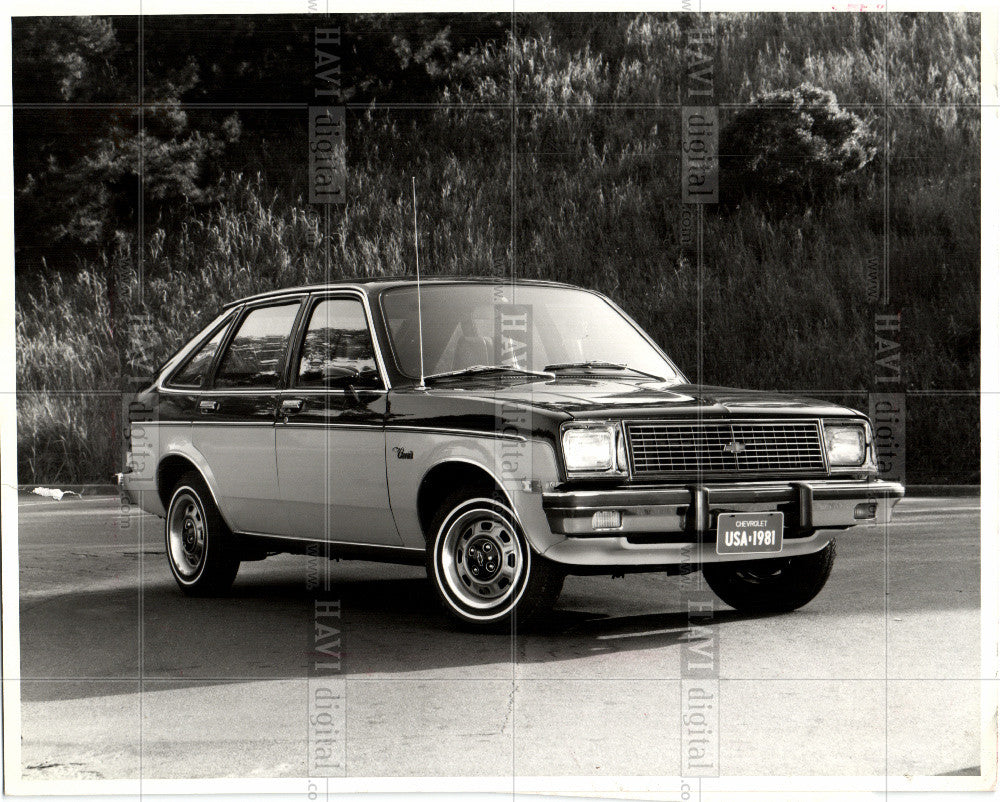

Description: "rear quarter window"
164 316 233 389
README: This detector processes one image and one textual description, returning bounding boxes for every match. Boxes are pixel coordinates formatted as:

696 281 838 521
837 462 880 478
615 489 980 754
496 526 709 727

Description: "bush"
14 14 981 485
720 83 876 211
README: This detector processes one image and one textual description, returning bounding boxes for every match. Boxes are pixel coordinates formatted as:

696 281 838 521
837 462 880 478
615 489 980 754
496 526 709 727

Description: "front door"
274 295 399 545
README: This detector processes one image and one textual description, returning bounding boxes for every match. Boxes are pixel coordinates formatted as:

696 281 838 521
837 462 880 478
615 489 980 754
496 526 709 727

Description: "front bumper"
543 479 905 536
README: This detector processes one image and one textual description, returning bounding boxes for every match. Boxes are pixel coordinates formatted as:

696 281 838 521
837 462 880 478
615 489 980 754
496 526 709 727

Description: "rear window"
167 322 231 388
214 303 301 389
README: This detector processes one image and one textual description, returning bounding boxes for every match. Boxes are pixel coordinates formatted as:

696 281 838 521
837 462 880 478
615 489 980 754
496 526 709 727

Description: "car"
121 277 905 629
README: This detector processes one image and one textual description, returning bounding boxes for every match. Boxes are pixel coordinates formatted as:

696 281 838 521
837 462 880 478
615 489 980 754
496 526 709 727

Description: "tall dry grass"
16 12 980 484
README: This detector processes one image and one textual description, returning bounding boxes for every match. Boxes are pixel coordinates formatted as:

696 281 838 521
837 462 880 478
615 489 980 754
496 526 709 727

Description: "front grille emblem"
723 440 747 454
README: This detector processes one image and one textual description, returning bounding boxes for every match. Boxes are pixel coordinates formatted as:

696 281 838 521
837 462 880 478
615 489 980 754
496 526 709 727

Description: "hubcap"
466 535 501 581
168 491 207 579
438 506 524 611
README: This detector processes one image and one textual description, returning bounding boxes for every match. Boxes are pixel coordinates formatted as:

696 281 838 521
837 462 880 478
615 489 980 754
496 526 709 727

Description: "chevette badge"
723 440 747 455
393 446 414 460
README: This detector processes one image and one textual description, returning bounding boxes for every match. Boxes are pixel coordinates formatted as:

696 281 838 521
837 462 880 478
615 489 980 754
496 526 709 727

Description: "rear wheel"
165 471 240 595
701 540 836 613
428 491 564 630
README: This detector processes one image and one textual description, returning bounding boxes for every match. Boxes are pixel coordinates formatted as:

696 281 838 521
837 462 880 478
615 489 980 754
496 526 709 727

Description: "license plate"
716 512 784 555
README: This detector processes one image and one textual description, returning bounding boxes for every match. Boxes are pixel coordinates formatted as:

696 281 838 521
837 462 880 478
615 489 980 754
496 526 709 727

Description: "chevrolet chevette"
122 278 904 629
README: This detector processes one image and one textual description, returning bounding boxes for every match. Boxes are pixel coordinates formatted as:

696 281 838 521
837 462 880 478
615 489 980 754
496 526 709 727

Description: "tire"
701 540 836 613
427 490 564 631
165 471 241 595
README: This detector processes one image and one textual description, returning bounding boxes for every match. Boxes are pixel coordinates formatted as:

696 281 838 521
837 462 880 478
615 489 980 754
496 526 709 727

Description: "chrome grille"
626 420 826 476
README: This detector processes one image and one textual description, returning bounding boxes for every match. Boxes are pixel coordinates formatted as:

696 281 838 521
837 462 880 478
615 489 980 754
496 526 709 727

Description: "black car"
121 278 904 629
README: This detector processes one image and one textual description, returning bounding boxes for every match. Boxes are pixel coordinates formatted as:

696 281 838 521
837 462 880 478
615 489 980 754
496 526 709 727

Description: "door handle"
199 399 219 413
281 398 305 414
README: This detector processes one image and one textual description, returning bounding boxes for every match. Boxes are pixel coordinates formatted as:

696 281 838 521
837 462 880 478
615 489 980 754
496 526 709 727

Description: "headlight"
823 423 867 466
562 426 616 473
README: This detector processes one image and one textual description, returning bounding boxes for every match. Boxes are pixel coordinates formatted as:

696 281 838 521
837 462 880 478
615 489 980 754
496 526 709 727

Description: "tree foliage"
12 14 514 271
13 17 243 269
13 13 981 485
720 83 877 212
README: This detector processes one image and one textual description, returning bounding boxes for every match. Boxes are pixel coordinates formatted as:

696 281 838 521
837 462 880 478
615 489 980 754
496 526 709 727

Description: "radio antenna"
412 176 426 390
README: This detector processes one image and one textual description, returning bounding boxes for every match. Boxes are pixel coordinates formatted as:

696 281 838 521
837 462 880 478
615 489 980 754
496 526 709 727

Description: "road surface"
13 494 983 782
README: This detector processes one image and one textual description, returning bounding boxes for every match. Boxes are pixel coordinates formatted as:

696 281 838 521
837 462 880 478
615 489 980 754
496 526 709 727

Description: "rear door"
194 298 304 534
274 293 399 544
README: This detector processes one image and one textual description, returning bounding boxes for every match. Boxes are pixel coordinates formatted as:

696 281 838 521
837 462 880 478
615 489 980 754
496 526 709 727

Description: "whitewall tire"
165 471 240 595
428 492 564 630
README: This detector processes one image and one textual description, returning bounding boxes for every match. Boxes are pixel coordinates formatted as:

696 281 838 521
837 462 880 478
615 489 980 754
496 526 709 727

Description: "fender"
151 430 235 532
385 428 560 549
161 452 233 527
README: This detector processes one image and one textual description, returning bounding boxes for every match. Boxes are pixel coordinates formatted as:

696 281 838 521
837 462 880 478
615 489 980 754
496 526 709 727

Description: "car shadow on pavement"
20 539 980 703
20 562 768 701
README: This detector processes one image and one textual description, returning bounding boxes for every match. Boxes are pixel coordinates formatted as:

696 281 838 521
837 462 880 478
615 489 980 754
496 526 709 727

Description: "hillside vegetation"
14 13 980 484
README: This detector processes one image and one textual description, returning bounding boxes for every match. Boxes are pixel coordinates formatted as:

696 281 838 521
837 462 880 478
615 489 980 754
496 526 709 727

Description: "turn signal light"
592 510 623 530
854 502 877 519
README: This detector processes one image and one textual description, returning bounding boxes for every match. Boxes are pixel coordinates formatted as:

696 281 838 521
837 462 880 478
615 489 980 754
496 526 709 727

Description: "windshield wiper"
424 364 555 382
544 361 666 382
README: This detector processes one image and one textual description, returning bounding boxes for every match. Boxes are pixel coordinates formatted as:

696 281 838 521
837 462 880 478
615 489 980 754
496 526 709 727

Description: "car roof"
222 275 581 309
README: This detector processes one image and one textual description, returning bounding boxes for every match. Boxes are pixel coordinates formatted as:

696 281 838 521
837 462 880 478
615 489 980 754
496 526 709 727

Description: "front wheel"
428 492 564 630
701 540 836 613
165 471 241 595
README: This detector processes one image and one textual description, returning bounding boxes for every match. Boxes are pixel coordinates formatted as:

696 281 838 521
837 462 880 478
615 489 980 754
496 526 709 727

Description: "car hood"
429 377 862 420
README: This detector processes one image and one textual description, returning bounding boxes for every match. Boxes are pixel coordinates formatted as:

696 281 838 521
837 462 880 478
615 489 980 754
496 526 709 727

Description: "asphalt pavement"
12 494 983 782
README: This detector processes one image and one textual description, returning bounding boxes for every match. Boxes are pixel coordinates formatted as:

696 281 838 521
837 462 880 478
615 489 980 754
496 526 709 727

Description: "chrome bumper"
542 479 905 537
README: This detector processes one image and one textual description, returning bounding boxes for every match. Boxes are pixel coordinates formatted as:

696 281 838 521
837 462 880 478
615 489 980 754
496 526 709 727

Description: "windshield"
379 284 682 384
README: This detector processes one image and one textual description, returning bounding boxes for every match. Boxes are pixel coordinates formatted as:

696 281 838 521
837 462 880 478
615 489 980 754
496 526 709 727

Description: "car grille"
626 420 826 476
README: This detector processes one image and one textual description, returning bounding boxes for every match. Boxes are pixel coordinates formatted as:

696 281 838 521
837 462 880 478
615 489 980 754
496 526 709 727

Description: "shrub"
13 15 981 485
720 83 877 211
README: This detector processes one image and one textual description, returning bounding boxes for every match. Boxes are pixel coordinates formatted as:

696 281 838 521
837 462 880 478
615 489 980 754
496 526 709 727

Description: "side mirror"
322 365 362 382
321 365 364 404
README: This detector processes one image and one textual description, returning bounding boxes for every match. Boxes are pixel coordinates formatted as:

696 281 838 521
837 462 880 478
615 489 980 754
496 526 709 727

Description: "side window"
214 303 300 389
296 298 381 389
167 320 231 388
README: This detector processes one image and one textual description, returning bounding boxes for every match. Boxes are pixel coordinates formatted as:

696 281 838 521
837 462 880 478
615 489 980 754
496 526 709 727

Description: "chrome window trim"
157 386 277 396
276 388 389 396
160 387 391 397
276 422 383 430
156 384 202 396
222 282 369 310
185 421 283 427
598 293 687 384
